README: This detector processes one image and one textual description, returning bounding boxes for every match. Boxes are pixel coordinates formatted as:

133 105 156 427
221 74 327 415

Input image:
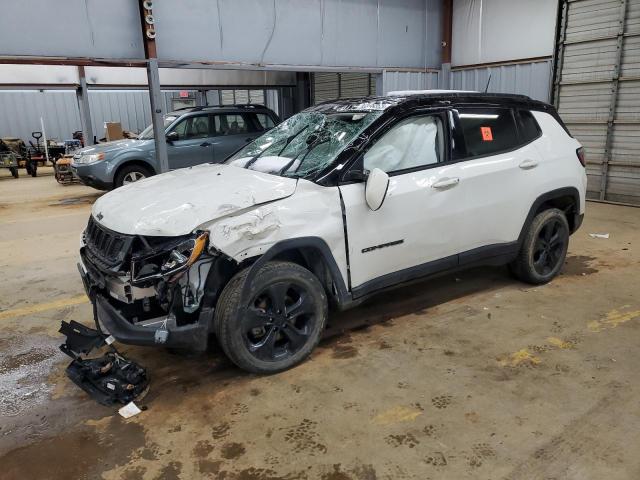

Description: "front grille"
84 216 133 270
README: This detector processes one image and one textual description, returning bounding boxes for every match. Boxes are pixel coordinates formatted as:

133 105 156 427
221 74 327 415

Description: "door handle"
200 142 212 147
519 159 538 169
432 177 460 189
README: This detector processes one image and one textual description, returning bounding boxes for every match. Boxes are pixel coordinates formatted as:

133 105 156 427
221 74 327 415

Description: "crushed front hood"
92 164 297 236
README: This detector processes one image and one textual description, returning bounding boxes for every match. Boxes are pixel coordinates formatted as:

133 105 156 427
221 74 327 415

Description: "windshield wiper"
278 133 332 176
245 125 310 169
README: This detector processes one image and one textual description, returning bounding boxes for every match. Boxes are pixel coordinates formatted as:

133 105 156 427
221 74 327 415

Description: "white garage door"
553 0 640 204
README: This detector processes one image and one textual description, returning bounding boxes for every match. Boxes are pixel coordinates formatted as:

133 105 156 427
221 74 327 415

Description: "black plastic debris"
59 320 149 406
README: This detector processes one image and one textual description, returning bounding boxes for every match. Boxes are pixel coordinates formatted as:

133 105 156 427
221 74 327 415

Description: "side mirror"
166 131 179 143
365 168 390 211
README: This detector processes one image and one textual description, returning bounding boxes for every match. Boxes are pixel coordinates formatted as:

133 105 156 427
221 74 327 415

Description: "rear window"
456 108 519 158
213 114 249 136
254 113 276 131
517 109 542 143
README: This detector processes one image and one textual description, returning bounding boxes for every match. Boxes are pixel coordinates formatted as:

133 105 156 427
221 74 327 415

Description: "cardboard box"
105 122 124 142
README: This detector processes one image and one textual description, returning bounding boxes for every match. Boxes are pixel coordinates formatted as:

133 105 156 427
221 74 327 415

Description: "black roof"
308 92 551 114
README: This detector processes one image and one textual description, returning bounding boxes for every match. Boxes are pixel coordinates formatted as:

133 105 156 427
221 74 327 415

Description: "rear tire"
115 164 152 188
510 208 570 284
214 261 328 374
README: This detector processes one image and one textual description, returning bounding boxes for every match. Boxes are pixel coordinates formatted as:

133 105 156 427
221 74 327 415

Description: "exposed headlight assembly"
131 232 209 284
74 153 105 165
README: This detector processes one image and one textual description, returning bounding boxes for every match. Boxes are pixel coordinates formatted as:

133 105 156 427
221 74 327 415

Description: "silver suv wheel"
122 171 146 184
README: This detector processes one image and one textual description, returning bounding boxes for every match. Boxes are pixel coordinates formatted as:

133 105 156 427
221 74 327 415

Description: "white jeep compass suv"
78 92 587 373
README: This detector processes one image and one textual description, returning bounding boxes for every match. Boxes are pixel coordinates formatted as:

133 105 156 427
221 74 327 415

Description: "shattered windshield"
138 116 178 140
225 110 382 179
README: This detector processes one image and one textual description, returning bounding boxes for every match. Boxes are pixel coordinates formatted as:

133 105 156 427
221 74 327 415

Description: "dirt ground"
1 168 639 480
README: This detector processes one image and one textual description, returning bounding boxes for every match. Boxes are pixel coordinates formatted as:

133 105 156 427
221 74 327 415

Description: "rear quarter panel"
532 111 587 215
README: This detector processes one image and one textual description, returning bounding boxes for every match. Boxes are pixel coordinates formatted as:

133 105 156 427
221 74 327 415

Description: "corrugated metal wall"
553 0 640 204
0 90 80 142
451 60 553 102
381 70 440 94
0 88 283 143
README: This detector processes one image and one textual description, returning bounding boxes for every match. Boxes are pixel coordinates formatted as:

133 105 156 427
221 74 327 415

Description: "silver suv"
71 105 279 190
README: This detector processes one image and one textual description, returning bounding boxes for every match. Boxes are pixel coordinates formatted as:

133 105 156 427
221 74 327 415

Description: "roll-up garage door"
553 0 640 204
312 73 376 104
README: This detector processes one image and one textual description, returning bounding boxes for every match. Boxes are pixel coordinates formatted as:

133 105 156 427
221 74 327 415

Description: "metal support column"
552 1 569 108
138 0 169 173
147 58 169 173
75 66 94 146
599 0 628 200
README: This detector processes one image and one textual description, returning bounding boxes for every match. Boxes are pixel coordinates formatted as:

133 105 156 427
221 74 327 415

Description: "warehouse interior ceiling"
0 0 443 71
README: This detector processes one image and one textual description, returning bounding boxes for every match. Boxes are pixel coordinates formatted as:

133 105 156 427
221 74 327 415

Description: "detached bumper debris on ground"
59 319 149 407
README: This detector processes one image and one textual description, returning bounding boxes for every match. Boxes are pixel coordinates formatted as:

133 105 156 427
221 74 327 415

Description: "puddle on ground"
0 416 146 480
0 334 61 418
49 193 100 207
562 255 599 276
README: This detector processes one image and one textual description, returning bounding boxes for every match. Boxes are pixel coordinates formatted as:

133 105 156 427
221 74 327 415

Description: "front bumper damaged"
94 293 209 350
78 250 213 352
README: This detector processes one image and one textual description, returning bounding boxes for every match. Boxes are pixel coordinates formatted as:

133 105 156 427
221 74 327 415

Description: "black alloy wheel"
532 217 568 276
243 282 317 362
510 208 570 285
214 261 328 374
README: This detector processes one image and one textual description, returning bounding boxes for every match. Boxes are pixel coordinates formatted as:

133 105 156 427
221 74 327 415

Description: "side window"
214 114 249 136
254 113 276 131
170 115 210 140
456 108 519 158
517 109 542 143
363 115 444 174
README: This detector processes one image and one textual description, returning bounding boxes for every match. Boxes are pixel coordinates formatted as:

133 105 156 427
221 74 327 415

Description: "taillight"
576 147 586 167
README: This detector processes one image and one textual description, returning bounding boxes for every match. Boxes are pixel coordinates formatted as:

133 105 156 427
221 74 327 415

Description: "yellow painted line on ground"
0 294 88 320
588 308 640 333
372 405 423 425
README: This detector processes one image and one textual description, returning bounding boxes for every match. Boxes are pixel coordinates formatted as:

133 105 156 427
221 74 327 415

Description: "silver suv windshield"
138 115 178 140
225 110 382 179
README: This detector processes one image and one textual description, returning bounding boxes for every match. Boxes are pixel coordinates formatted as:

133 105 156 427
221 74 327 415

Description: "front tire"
510 208 570 284
114 164 152 188
215 261 328 374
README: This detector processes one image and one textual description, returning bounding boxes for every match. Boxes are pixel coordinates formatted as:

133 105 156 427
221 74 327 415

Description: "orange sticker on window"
481 126 493 141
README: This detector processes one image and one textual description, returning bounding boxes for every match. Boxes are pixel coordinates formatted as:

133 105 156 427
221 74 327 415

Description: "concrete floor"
1 167 639 480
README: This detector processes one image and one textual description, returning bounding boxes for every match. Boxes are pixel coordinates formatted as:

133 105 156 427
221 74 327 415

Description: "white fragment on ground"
589 233 610 239
118 401 142 419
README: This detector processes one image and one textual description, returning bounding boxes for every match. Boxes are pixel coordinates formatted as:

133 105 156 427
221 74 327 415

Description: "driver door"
166 114 215 169
339 112 462 292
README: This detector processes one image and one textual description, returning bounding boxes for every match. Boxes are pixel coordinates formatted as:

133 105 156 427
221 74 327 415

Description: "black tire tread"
214 261 327 374
510 208 569 285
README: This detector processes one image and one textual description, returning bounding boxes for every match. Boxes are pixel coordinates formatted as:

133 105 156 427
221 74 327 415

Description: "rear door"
211 113 257 163
450 107 544 257
166 114 215 169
